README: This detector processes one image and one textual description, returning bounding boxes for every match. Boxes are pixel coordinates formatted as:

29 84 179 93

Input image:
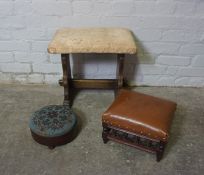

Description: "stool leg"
61 54 71 106
102 123 109 144
115 54 125 98
156 141 165 162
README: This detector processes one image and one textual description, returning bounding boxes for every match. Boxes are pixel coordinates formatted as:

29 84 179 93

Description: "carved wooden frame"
60 54 125 106
102 123 166 162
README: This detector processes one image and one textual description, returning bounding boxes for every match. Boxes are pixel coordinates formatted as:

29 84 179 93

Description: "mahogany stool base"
30 125 77 149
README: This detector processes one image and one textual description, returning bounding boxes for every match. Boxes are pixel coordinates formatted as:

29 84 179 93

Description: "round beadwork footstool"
29 105 77 149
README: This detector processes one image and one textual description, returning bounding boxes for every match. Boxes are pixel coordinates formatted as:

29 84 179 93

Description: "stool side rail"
102 123 166 161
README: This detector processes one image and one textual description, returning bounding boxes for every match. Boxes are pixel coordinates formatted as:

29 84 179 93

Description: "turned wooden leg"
102 123 110 144
61 54 71 106
156 141 165 162
115 54 125 98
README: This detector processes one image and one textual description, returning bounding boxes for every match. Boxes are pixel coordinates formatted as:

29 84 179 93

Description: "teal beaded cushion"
29 105 77 137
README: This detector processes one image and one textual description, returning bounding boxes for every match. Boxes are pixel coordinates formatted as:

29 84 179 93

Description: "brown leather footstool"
102 89 177 161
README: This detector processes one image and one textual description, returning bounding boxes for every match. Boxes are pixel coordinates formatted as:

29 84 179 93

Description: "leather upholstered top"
48 28 137 54
102 90 177 141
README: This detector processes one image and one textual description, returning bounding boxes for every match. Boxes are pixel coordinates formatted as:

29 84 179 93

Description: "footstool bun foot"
48 146 55 150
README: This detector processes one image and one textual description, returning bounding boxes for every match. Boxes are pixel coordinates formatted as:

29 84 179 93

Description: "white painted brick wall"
0 0 204 87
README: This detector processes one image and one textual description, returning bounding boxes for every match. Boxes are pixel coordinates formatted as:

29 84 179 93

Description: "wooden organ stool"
48 28 137 105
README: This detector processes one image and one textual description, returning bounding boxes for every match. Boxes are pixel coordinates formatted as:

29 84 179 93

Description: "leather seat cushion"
102 90 177 141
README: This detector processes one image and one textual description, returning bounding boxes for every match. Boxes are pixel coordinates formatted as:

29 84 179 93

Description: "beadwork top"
29 105 77 137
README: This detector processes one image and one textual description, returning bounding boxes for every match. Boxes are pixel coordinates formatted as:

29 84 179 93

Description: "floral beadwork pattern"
29 105 76 137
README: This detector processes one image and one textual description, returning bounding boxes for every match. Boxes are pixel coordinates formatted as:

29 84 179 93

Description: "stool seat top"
102 90 177 141
29 105 77 137
48 28 137 54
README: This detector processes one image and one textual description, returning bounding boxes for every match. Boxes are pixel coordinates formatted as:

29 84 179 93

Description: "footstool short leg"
115 54 125 98
102 133 109 144
102 123 109 144
156 151 163 162
156 141 165 162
